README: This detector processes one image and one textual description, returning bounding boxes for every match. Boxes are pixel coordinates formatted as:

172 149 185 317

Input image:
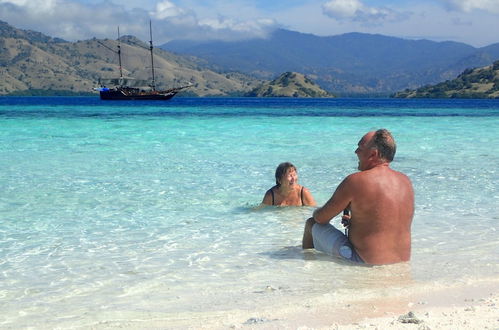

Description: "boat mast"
149 20 156 91
117 26 123 78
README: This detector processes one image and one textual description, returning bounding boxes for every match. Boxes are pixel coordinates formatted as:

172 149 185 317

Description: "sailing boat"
95 21 191 100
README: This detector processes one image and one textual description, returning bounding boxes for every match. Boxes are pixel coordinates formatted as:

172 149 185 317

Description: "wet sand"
88 279 498 329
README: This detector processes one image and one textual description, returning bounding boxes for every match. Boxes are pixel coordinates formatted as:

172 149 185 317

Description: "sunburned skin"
303 130 415 265
262 164 316 207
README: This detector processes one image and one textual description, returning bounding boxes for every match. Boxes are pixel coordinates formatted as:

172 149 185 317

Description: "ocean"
1 97 498 328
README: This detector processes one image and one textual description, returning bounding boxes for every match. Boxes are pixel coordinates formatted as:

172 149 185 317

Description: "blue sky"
1 0 498 47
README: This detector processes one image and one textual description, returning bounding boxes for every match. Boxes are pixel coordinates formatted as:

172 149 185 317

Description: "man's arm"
312 176 353 224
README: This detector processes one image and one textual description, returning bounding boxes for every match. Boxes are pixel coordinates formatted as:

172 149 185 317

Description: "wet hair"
275 162 297 185
370 129 396 162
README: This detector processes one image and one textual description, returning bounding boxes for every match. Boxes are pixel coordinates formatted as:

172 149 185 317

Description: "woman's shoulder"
267 185 278 193
264 186 278 199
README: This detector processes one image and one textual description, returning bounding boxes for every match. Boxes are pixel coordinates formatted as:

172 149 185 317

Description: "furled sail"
98 78 152 88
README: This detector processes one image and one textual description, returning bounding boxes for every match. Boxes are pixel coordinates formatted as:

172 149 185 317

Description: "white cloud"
1 0 499 46
322 0 407 23
150 0 186 20
322 0 364 18
0 0 51 7
440 0 499 13
0 0 59 18
0 0 140 40
0 0 278 43
199 16 276 37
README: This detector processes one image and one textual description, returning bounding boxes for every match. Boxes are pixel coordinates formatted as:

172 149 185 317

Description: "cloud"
198 16 276 39
0 0 56 12
150 0 187 20
0 0 144 40
0 0 278 42
439 0 499 13
322 0 407 24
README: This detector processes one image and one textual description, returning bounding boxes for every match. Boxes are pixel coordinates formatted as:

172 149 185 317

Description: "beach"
0 97 498 329
84 277 499 329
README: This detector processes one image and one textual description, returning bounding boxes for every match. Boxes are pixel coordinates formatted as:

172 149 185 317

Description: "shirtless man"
302 129 414 265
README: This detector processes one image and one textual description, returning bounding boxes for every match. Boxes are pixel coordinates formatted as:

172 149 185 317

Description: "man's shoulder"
341 171 368 189
389 168 413 183
345 166 407 184
345 170 372 181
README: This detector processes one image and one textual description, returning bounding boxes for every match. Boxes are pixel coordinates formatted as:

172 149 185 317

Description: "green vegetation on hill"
246 72 333 97
393 60 499 98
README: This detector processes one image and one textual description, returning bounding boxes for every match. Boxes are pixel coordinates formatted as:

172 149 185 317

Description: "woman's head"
275 162 297 186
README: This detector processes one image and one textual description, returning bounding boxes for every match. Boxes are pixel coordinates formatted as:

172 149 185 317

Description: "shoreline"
84 278 498 329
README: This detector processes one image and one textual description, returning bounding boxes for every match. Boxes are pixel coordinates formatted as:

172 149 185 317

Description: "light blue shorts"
312 223 364 263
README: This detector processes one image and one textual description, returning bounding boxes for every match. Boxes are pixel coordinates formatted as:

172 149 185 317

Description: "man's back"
304 129 415 265
347 165 414 264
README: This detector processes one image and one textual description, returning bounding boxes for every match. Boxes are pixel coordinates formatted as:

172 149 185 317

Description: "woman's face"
280 168 298 186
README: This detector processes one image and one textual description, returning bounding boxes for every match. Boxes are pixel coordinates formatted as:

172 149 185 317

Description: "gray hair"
370 129 396 162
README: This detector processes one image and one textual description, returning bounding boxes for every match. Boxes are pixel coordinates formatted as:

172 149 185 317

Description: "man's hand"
341 209 351 228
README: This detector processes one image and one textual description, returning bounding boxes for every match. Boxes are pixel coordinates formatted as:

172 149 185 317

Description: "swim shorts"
312 222 365 263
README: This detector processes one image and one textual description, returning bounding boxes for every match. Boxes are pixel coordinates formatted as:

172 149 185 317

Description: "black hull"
96 23 191 101
99 89 176 100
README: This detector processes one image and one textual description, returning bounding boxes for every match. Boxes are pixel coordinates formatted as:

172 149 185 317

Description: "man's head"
356 129 396 170
370 129 396 162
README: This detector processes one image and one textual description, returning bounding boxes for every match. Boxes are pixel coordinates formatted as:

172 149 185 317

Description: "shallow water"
0 97 498 327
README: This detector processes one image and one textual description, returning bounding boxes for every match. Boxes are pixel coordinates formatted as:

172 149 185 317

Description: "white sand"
87 279 498 329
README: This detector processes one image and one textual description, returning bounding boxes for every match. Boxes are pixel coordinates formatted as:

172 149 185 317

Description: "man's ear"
368 148 378 160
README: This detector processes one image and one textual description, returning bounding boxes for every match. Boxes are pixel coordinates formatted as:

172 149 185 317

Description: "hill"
3 20 499 98
247 72 333 97
0 20 261 96
162 29 499 95
393 60 499 98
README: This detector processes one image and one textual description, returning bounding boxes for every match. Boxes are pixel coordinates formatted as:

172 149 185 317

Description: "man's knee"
306 217 316 226
305 217 316 234
302 217 316 249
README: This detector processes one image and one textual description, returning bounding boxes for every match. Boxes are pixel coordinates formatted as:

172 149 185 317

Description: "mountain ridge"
2 20 499 97
162 28 499 95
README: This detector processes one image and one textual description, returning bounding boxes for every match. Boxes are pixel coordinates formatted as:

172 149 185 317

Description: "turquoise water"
1 97 498 327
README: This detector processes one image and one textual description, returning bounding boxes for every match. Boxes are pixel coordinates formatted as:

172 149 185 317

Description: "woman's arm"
302 187 317 207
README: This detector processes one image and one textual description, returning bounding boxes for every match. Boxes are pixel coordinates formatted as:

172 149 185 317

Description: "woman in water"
262 162 316 206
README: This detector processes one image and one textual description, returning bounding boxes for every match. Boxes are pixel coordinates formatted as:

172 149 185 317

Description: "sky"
0 0 498 47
